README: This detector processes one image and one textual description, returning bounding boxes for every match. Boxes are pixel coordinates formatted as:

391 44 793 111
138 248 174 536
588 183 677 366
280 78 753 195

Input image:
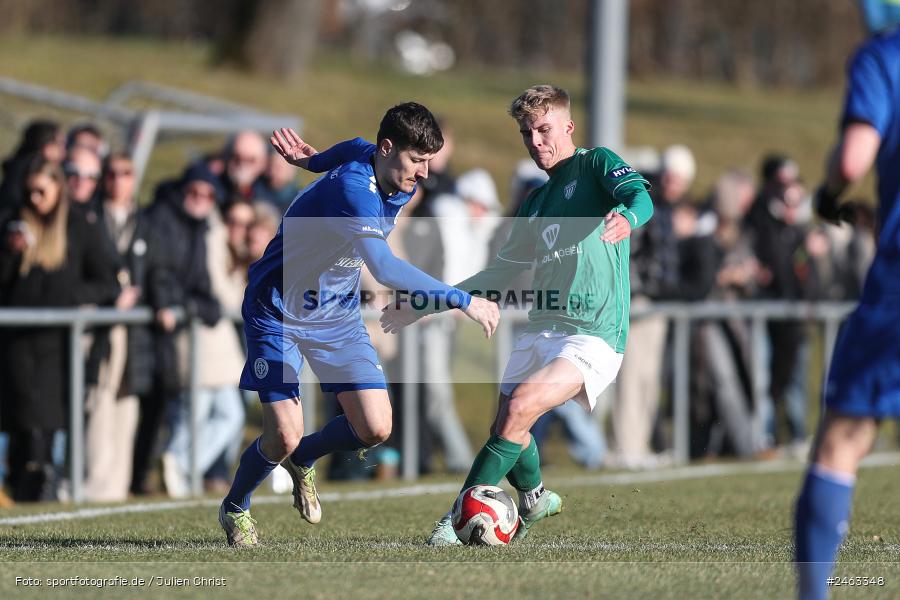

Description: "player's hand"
600 211 632 243
814 184 857 225
379 301 423 334
463 296 500 339
270 128 318 170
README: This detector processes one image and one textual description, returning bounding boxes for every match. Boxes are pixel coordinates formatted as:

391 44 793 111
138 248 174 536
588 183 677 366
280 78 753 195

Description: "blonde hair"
20 157 69 275
508 85 571 121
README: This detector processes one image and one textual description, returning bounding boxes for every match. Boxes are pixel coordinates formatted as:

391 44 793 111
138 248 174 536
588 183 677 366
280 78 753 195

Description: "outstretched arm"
355 235 499 338
354 235 471 310
453 254 532 298
270 128 373 173
270 128 318 169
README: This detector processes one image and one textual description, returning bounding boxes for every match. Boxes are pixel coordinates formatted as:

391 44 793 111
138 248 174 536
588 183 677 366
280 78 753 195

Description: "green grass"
1 461 899 599
0 33 874 204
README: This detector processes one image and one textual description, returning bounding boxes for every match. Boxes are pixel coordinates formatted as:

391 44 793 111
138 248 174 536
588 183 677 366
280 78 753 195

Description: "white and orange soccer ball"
451 485 519 546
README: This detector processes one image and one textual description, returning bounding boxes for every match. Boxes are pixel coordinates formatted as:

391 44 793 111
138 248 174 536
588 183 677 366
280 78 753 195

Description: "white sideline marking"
1 453 897 528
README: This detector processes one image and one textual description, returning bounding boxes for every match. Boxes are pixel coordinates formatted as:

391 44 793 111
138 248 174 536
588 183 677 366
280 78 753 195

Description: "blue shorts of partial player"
239 318 387 403
824 299 900 418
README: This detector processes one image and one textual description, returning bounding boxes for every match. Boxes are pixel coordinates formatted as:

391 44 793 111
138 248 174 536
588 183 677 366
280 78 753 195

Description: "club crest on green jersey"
564 180 578 199
542 224 560 249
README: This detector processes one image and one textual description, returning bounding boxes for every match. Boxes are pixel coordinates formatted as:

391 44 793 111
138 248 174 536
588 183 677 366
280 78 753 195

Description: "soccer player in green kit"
380 84 654 545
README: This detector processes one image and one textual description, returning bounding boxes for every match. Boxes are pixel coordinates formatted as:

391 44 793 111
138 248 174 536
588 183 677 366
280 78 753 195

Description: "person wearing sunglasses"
0 156 119 502
63 146 103 222
82 153 154 503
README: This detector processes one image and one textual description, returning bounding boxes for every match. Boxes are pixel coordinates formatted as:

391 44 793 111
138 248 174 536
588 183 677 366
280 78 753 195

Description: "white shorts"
499 330 623 411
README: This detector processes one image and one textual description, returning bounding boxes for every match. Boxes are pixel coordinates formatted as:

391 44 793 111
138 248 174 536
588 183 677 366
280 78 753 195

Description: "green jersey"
457 147 653 353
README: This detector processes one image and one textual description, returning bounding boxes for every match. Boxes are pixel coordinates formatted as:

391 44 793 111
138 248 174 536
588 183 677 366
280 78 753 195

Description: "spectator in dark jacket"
690 169 760 459
63 146 103 222
670 200 718 301
129 163 222 495
0 156 119 501
752 157 815 454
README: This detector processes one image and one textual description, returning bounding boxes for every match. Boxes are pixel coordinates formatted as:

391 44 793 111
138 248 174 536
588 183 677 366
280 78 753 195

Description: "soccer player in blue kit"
794 3 900 598
218 103 499 546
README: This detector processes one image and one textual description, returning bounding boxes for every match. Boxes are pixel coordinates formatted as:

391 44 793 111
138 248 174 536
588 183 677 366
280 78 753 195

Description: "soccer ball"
451 485 519 546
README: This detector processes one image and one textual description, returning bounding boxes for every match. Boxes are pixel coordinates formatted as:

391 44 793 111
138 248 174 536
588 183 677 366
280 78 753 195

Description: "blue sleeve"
842 44 892 136
330 172 389 241
307 137 376 173
353 236 471 310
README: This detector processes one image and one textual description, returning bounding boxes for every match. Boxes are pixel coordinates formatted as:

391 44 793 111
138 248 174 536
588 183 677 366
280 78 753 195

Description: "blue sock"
290 415 366 468
222 437 279 512
795 465 855 600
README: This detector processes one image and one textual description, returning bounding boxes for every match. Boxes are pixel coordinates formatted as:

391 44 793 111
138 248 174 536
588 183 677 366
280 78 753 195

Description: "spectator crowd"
0 117 877 505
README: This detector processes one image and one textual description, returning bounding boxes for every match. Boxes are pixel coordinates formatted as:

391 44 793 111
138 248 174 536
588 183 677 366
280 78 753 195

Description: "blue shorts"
239 318 387 403
824 300 900 418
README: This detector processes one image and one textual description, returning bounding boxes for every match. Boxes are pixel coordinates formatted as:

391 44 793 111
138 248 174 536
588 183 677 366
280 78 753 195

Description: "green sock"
506 435 543 492
461 434 522 492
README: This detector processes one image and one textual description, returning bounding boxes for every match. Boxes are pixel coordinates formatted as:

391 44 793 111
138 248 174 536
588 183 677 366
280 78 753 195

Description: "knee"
498 390 538 436
357 420 392 447
507 388 539 423
280 428 303 454
813 421 876 472
815 437 866 472
262 428 302 460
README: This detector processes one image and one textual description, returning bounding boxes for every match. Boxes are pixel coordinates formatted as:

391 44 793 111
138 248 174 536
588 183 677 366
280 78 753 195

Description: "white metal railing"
0 76 301 193
0 300 855 504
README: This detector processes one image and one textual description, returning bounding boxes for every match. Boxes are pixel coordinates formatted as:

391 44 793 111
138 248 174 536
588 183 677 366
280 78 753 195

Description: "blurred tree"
0 0 870 87
213 0 323 79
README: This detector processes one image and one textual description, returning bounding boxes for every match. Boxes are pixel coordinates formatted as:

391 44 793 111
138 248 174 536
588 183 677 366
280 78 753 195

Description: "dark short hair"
15 119 60 159
760 154 794 181
376 102 444 155
66 123 103 149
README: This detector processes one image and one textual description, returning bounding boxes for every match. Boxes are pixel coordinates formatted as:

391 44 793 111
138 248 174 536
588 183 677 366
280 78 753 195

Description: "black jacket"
143 189 221 395
0 155 28 219
630 195 680 300
0 210 120 431
671 234 718 301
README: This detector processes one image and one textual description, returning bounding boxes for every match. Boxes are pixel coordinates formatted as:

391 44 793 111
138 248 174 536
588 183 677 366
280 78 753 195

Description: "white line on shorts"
1 452 897 527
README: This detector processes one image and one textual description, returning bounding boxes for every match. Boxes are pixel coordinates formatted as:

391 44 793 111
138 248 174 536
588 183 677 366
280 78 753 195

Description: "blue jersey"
244 139 469 332
825 28 900 417
842 27 900 300
245 140 401 329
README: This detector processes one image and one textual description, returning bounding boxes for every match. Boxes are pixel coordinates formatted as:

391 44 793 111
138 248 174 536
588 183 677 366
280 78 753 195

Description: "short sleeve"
842 44 892 136
307 137 375 173
587 147 650 200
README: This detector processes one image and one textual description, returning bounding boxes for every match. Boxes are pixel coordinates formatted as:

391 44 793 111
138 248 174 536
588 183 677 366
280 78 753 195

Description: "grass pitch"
1 457 899 599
